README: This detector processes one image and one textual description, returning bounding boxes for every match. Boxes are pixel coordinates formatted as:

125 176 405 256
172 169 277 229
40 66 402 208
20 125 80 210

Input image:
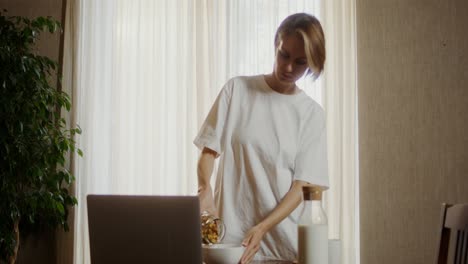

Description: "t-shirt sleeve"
193 81 233 155
294 107 329 189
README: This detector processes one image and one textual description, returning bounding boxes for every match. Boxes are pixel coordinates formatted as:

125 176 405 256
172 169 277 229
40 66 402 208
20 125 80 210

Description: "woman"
194 13 329 263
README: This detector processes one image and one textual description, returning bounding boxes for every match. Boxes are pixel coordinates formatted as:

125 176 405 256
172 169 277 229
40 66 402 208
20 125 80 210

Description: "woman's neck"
264 73 298 95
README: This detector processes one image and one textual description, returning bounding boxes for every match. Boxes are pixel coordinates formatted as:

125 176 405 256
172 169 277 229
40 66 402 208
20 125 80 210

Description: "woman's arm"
197 147 218 215
240 180 316 264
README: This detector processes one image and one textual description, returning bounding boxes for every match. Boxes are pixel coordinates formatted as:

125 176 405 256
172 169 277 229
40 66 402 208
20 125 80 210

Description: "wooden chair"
436 203 468 264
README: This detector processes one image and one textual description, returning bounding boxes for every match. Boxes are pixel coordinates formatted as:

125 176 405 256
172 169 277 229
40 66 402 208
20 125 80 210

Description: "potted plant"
0 10 82 263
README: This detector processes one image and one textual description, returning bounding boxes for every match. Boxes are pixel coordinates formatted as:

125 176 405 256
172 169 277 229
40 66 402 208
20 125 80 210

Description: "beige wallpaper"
357 1 468 263
0 0 66 263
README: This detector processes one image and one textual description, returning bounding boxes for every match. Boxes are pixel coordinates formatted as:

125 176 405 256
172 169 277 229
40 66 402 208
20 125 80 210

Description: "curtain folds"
322 1 359 263
56 0 80 263
63 1 358 263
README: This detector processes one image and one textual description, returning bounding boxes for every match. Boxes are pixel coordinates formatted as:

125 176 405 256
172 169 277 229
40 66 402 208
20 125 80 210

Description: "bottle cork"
302 186 323 200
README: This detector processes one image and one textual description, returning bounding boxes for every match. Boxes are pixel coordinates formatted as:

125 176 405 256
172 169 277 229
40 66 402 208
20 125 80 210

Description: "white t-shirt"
194 75 329 261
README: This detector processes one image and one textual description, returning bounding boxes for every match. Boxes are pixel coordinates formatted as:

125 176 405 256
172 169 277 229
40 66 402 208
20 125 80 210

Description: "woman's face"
273 34 309 86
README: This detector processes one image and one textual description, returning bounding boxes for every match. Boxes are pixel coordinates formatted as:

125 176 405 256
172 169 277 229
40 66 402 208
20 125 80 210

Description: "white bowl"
202 244 245 264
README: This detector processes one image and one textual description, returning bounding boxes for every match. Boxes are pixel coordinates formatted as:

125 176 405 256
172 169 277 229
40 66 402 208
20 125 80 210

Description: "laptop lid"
87 195 202 264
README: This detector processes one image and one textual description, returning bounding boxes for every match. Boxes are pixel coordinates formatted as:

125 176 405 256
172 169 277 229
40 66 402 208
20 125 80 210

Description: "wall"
357 1 468 263
0 0 65 263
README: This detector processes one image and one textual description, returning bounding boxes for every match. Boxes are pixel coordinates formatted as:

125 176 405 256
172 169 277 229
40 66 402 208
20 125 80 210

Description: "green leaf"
56 194 64 203
56 202 65 215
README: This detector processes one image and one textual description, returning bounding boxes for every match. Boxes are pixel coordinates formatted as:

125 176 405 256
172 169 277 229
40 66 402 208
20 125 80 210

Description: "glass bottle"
200 211 225 244
298 186 328 264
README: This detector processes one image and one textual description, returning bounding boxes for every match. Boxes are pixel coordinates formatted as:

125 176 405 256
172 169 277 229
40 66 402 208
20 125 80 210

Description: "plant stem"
9 220 20 264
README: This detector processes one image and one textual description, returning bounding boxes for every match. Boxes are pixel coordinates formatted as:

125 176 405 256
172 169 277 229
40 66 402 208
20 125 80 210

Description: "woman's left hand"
240 224 266 264
237 180 310 263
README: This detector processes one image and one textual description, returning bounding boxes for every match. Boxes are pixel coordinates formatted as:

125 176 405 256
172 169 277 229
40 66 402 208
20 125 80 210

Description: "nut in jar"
200 211 225 244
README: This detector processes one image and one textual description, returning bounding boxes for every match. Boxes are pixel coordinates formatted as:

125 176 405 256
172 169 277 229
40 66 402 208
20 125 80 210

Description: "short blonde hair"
274 13 326 79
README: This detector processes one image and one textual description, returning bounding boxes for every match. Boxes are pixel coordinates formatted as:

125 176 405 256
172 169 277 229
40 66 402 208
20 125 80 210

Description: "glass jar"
200 211 225 244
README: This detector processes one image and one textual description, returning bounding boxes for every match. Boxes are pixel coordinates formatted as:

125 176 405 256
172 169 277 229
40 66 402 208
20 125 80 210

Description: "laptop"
87 195 202 264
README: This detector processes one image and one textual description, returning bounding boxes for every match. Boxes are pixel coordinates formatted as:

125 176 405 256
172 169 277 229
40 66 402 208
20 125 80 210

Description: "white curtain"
64 1 358 263
321 1 359 263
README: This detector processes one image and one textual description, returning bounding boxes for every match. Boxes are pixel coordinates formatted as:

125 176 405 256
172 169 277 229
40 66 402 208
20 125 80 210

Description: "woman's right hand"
198 185 218 217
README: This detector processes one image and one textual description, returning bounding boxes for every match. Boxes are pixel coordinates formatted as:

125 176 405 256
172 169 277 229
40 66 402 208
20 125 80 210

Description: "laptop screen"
87 195 202 264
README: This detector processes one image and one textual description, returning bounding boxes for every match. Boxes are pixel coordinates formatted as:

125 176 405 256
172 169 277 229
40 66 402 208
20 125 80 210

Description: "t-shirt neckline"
259 74 304 98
